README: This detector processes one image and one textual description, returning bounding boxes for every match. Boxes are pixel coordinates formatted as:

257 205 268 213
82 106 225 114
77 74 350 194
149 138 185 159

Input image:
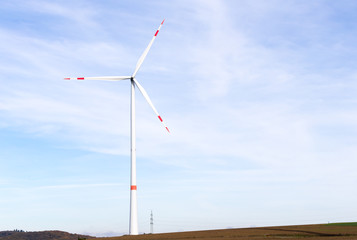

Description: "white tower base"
129 79 138 235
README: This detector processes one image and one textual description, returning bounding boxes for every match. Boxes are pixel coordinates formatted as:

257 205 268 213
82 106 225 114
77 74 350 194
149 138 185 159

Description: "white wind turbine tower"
64 19 169 235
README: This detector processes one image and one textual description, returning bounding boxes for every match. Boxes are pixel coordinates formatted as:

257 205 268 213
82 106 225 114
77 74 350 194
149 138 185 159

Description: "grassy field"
327 222 357 226
95 223 357 240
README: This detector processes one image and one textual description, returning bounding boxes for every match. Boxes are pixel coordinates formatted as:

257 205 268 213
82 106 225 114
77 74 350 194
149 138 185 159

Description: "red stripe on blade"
77 78 84 80
166 127 170 133
161 19 165 25
64 78 70 80
154 30 159 36
131 185 137 190
158 116 163 122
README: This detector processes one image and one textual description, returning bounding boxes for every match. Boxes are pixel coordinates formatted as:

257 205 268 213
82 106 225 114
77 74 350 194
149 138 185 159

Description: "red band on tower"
131 185 137 190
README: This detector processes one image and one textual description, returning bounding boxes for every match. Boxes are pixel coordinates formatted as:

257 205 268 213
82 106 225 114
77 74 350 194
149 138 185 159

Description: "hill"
95 223 357 240
0 230 95 240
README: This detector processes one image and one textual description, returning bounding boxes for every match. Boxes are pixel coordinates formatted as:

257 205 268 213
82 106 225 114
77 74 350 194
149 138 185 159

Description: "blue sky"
1 0 357 237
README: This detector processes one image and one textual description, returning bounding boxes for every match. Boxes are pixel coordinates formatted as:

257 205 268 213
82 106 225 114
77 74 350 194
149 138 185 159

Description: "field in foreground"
96 223 357 240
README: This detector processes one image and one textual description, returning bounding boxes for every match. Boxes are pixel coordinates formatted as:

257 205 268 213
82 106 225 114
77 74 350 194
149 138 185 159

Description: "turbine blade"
133 78 170 133
64 76 131 81
132 19 165 78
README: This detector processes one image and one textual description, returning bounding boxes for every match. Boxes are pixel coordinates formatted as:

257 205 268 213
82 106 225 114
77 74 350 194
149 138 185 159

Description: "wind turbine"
64 19 168 235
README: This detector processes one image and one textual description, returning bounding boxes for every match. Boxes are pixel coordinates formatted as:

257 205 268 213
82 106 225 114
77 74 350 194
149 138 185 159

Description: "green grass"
327 222 357 226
